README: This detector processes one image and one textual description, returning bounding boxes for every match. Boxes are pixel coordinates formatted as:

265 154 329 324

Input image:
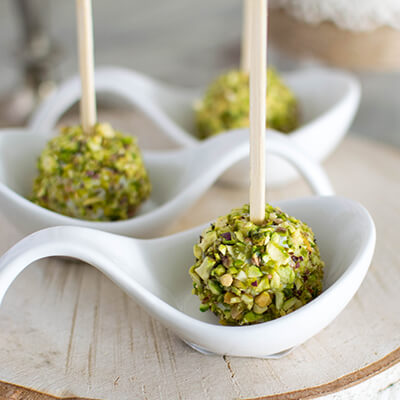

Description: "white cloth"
270 0 400 31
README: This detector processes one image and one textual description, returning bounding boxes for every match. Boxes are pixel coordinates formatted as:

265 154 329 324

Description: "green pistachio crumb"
189 203 324 326
31 123 151 221
195 69 299 139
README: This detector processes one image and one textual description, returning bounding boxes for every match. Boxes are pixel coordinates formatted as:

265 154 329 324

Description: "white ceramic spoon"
28 66 361 186
0 128 332 238
0 196 375 358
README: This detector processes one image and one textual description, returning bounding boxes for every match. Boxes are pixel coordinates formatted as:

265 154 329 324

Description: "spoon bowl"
0 196 375 358
28 66 361 186
0 128 332 238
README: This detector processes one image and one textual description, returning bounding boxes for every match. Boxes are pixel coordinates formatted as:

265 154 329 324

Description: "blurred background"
0 0 399 147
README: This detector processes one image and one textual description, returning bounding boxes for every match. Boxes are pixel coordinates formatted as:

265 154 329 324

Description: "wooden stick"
249 0 267 225
76 0 97 133
241 0 252 72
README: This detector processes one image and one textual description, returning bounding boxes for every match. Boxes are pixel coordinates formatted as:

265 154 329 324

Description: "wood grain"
254 348 400 400
1 350 400 400
76 0 97 133
0 380 93 400
249 0 266 224
0 110 399 399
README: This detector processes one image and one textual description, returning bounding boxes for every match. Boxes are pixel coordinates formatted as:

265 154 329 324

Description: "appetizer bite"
189 204 324 325
31 123 151 221
195 69 299 139
190 1 322 328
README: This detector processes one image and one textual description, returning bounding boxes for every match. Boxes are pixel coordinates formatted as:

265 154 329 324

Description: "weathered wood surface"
0 110 399 399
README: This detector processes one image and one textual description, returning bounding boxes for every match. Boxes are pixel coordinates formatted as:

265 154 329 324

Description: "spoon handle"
29 69 121 135
28 67 196 147
0 226 133 306
187 129 334 197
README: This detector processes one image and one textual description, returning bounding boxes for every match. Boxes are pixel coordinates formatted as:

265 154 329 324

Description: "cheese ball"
195 68 299 139
189 204 324 325
32 123 151 221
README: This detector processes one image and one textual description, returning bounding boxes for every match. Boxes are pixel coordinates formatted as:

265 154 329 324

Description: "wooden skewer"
249 0 267 225
76 0 97 134
241 0 252 72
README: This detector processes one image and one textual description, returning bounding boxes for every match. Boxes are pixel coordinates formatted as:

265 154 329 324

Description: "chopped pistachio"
267 242 290 265
195 69 299 139
253 304 269 315
233 259 244 267
283 297 299 312
224 292 237 304
195 256 216 281
275 291 284 311
243 311 263 324
199 230 217 252
189 203 324 326
236 270 247 282
220 273 233 287
199 304 210 312
213 265 226 277
231 303 244 320
241 293 254 307
247 265 263 278
208 280 222 295
270 272 281 289
218 244 227 255
255 292 272 308
228 267 239 275
31 123 151 221
193 244 202 259
233 279 246 289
